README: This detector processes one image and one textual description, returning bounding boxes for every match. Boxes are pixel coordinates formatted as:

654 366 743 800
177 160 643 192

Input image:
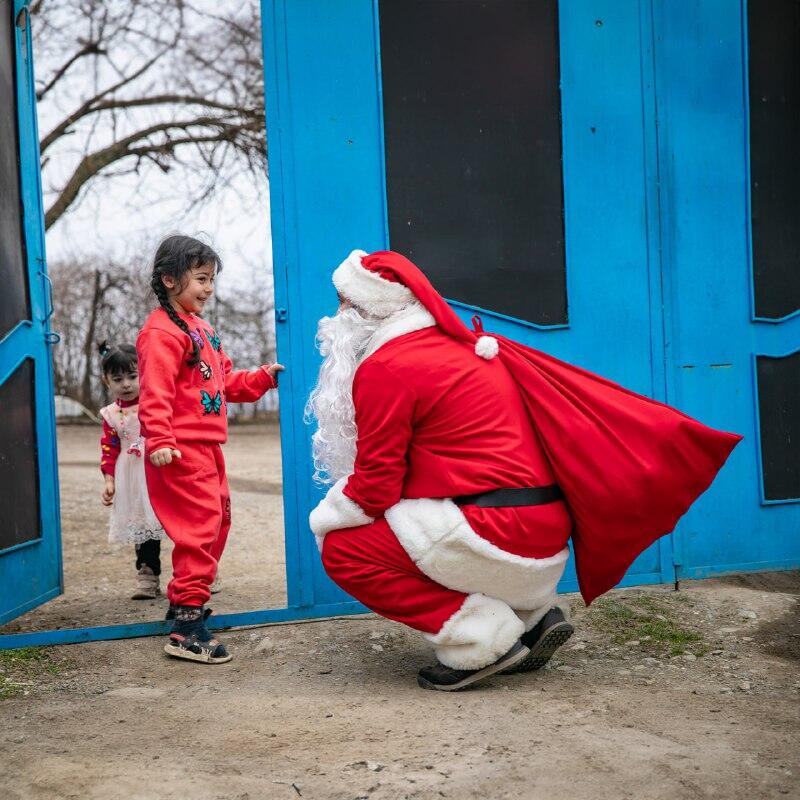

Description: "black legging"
135 539 161 575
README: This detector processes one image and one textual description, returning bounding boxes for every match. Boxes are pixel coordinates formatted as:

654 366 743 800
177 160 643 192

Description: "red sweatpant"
321 518 467 634
145 442 230 607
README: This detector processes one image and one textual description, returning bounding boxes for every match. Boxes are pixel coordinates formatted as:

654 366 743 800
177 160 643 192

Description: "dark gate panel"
756 352 800 501
379 0 566 325
747 0 800 320
0 4 31 341
0 358 40 549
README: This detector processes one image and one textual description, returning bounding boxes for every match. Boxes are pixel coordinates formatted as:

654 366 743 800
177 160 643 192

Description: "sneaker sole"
501 621 574 675
163 642 233 665
131 590 159 600
417 644 530 692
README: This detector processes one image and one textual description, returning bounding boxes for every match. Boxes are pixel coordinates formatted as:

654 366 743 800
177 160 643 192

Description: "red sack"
494 334 742 604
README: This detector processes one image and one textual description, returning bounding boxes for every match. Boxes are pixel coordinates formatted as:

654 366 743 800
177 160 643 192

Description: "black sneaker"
417 640 529 692
501 607 574 675
163 606 232 665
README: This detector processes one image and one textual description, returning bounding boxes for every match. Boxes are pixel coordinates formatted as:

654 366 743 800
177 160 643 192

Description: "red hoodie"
137 308 275 455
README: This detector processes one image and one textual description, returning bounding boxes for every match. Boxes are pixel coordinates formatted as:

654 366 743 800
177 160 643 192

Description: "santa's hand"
149 447 182 467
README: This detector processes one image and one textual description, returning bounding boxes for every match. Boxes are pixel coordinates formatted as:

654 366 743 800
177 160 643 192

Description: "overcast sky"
35 1 273 295
43 165 273 293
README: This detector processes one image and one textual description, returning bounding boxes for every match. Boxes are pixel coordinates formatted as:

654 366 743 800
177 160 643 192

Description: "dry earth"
2 423 287 633
1 425 798 800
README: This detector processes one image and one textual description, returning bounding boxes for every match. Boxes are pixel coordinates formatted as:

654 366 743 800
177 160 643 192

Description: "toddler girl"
137 234 283 664
98 341 165 599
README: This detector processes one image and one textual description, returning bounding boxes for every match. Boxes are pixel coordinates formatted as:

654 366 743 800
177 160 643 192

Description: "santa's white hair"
304 307 379 485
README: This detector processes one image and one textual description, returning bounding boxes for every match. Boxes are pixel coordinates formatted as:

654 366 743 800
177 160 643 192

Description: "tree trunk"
81 269 102 409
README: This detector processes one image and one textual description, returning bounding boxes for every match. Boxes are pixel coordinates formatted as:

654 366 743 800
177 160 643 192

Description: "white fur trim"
362 303 436 360
475 335 499 360
332 249 414 318
309 476 374 550
385 498 569 611
424 593 524 670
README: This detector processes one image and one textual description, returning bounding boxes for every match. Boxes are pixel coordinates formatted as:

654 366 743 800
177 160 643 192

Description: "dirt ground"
1 426 799 799
2 423 287 633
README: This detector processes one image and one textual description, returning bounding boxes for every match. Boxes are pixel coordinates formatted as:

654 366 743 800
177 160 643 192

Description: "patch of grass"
587 594 707 657
0 647 63 700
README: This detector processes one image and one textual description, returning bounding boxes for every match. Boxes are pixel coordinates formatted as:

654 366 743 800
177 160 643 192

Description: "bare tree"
50 257 277 414
49 258 151 408
32 0 266 231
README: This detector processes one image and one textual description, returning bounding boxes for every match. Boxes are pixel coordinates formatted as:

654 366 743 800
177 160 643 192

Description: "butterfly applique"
204 329 221 351
190 329 205 350
200 389 223 416
198 360 213 380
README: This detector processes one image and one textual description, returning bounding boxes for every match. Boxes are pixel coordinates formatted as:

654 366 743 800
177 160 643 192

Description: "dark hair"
98 341 138 377
149 234 223 365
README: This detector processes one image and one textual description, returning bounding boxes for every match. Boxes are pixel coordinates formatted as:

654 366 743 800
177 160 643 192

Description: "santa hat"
332 249 499 360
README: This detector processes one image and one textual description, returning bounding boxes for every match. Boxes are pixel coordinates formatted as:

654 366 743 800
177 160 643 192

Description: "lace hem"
109 519 166 546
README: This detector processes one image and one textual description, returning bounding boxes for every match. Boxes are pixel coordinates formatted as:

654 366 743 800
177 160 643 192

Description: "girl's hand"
149 447 182 467
101 475 115 506
265 363 285 381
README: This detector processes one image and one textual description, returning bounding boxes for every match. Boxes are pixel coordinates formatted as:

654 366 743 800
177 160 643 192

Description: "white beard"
304 307 380 485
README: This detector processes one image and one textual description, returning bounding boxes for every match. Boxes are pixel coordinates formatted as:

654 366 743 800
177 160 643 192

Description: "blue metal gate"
262 0 799 609
653 0 800 579
0 1 62 626
2 0 797 647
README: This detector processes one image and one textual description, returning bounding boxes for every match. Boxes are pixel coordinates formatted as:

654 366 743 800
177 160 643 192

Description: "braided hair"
98 340 137 377
149 235 223 366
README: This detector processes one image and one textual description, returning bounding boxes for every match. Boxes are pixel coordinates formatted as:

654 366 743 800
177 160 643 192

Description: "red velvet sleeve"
100 418 120 477
343 360 416 518
221 349 276 403
137 328 182 454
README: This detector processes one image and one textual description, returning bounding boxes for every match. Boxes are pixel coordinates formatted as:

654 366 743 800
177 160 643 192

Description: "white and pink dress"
99 398 164 545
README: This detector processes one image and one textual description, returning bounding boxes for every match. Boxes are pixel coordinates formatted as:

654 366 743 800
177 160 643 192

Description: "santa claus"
306 250 741 691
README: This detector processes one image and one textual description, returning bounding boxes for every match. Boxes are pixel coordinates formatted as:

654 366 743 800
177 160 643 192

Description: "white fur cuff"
309 476 374 547
424 593 524 670
332 249 414 319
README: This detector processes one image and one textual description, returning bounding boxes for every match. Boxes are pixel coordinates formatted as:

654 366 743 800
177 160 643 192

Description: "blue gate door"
0 2 62 624
655 0 800 579
375 0 674 593
263 0 675 606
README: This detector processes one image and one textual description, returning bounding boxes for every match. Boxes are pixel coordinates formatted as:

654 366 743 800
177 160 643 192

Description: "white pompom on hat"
332 249 499 360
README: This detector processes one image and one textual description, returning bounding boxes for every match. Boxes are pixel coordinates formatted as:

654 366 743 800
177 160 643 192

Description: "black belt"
454 484 563 508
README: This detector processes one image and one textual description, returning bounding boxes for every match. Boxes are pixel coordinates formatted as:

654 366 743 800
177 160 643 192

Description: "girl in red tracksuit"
137 235 283 664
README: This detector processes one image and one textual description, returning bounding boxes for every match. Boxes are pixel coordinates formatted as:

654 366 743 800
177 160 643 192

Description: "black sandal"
163 606 231 664
164 631 232 664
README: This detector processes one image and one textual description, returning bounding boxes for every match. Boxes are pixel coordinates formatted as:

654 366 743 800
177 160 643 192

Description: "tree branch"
91 94 261 118
36 41 106 101
44 116 260 230
39 36 179 155
41 91 260 155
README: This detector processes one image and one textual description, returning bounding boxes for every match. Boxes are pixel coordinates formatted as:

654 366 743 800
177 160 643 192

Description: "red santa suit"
137 308 276 607
311 250 741 671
